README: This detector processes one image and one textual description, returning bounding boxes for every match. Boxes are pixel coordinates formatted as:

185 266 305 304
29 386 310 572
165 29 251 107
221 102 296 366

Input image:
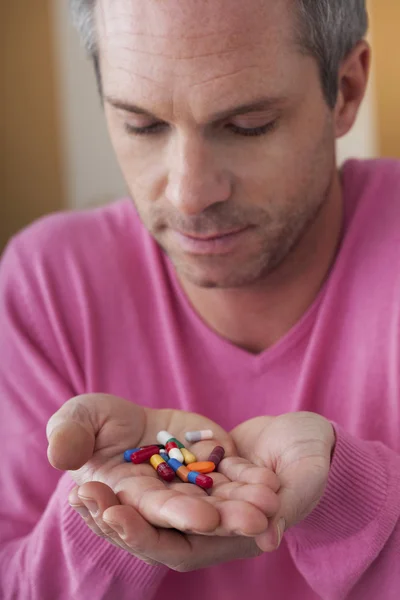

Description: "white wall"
52 2 377 209
337 55 377 164
52 1 127 210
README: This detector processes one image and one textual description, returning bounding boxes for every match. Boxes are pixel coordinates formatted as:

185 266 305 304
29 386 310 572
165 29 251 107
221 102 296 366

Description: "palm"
48 395 280 538
231 412 335 533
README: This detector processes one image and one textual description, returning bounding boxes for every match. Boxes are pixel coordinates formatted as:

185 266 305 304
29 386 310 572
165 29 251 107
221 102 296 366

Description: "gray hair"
69 0 368 107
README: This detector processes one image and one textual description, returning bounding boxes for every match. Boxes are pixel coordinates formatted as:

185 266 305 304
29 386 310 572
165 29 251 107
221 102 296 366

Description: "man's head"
69 0 369 289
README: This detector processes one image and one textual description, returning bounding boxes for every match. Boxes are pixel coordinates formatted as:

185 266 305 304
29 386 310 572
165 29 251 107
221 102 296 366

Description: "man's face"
98 0 337 288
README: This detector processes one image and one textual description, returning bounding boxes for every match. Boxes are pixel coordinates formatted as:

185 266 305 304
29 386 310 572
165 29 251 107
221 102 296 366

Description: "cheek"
107 117 167 201
246 119 334 208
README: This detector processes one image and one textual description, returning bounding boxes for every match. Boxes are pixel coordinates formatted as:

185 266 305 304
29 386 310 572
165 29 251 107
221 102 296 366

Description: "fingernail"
81 498 99 517
277 518 286 549
70 505 89 519
105 521 125 537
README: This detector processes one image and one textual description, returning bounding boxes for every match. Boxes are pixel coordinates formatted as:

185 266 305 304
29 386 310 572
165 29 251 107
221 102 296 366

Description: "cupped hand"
47 394 281 570
231 411 336 551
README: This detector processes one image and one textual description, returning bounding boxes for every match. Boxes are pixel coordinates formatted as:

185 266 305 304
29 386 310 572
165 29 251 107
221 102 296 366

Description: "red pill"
165 441 178 452
207 446 225 469
158 462 175 482
187 471 213 489
131 445 160 464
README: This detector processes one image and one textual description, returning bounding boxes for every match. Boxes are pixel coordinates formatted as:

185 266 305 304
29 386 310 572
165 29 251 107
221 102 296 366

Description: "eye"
226 121 277 137
124 122 167 136
124 120 278 137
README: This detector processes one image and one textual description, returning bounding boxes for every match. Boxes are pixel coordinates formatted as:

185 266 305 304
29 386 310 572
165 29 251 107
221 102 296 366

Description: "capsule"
131 445 160 464
187 471 213 489
123 448 140 462
168 459 213 489
165 441 179 452
167 437 185 449
150 454 175 482
207 446 225 469
156 433 184 462
168 448 184 462
165 437 196 464
157 431 175 446
159 450 169 462
185 429 214 443
167 458 189 482
181 448 197 465
187 461 216 474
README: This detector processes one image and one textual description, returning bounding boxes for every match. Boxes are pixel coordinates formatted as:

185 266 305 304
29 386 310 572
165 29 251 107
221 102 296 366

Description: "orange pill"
187 461 216 474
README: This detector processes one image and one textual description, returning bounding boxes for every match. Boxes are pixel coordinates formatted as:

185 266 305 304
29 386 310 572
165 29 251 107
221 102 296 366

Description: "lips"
171 227 252 255
176 227 248 241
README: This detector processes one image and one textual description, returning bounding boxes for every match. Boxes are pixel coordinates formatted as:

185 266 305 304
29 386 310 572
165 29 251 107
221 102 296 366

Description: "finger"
77 480 121 523
119 473 271 536
68 485 112 538
69 485 138 553
210 479 280 517
46 393 146 471
254 517 285 553
103 504 263 571
76 481 141 553
217 457 281 491
47 397 95 470
207 498 269 536
116 475 221 533
116 468 276 536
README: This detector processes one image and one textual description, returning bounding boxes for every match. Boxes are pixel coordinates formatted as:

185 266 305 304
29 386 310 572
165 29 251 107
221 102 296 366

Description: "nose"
165 132 232 215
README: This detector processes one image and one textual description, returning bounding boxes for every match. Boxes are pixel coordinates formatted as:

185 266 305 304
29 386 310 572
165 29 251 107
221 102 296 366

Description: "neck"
178 171 344 354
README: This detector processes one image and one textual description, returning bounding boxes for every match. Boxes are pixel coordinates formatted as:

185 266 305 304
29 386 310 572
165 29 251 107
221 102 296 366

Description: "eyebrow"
104 95 287 123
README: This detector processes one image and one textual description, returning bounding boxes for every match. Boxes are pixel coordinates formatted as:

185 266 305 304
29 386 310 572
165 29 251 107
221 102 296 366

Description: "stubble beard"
158 183 332 290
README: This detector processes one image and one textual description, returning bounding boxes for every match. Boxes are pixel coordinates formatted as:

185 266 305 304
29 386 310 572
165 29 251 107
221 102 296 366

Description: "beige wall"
52 1 127 210
1 1 65 250
370 1 400 158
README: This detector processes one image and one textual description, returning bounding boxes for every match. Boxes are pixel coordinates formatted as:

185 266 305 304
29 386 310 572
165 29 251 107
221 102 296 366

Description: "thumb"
46 395 96 471
255 460 329 553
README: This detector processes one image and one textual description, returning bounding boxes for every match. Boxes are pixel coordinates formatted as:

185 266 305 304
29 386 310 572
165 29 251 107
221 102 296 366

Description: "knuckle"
139 557 160 567
171 560 193 573
93 528 109 539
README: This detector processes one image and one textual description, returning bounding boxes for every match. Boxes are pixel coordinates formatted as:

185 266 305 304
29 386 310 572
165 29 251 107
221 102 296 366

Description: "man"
0 0 399 598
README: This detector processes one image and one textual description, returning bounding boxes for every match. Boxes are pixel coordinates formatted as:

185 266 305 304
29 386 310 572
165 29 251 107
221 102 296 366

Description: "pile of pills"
123 429 225 490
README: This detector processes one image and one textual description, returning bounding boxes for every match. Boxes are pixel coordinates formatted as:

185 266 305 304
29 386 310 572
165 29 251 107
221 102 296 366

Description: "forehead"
97 0 304 115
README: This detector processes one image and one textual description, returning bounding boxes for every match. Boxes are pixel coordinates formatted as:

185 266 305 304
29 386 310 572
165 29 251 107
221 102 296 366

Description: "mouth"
171 226 252 255
177 227 249 241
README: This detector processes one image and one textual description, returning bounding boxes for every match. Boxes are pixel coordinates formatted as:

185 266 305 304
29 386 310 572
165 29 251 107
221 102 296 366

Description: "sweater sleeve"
0 232 167 600
285 424 400 600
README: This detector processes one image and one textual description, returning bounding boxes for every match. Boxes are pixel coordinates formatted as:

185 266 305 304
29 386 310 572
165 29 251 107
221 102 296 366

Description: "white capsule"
185 429 214 443
157 430 174 446
168 448 184 462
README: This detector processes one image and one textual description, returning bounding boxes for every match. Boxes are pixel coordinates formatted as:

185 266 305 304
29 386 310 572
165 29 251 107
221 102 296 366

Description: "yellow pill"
187 461 216 474
150 454 165 469
181 448 197 465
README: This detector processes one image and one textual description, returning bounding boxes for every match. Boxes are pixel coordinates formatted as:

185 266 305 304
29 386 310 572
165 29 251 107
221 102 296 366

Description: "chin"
174 261 267 290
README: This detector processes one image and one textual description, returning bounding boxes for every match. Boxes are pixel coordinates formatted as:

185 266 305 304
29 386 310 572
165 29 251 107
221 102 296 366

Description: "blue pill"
187 471 201 485
123 448 140 462
167 458 184 472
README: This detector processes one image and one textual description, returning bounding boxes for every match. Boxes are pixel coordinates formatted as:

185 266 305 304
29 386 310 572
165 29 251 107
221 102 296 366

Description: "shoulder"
1 198 147 280
8 198 138 258
342 159 400 238
0 198 157 323
342 158 400 211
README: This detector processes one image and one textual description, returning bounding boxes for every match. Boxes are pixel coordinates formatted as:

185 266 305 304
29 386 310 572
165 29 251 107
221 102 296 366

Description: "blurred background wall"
1 1 398 251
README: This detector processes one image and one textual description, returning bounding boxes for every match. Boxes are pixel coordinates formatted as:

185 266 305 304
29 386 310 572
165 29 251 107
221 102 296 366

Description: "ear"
334 41 371 139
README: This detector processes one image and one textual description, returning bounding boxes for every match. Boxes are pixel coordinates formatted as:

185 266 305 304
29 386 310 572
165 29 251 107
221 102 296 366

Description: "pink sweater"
0 159 399 600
